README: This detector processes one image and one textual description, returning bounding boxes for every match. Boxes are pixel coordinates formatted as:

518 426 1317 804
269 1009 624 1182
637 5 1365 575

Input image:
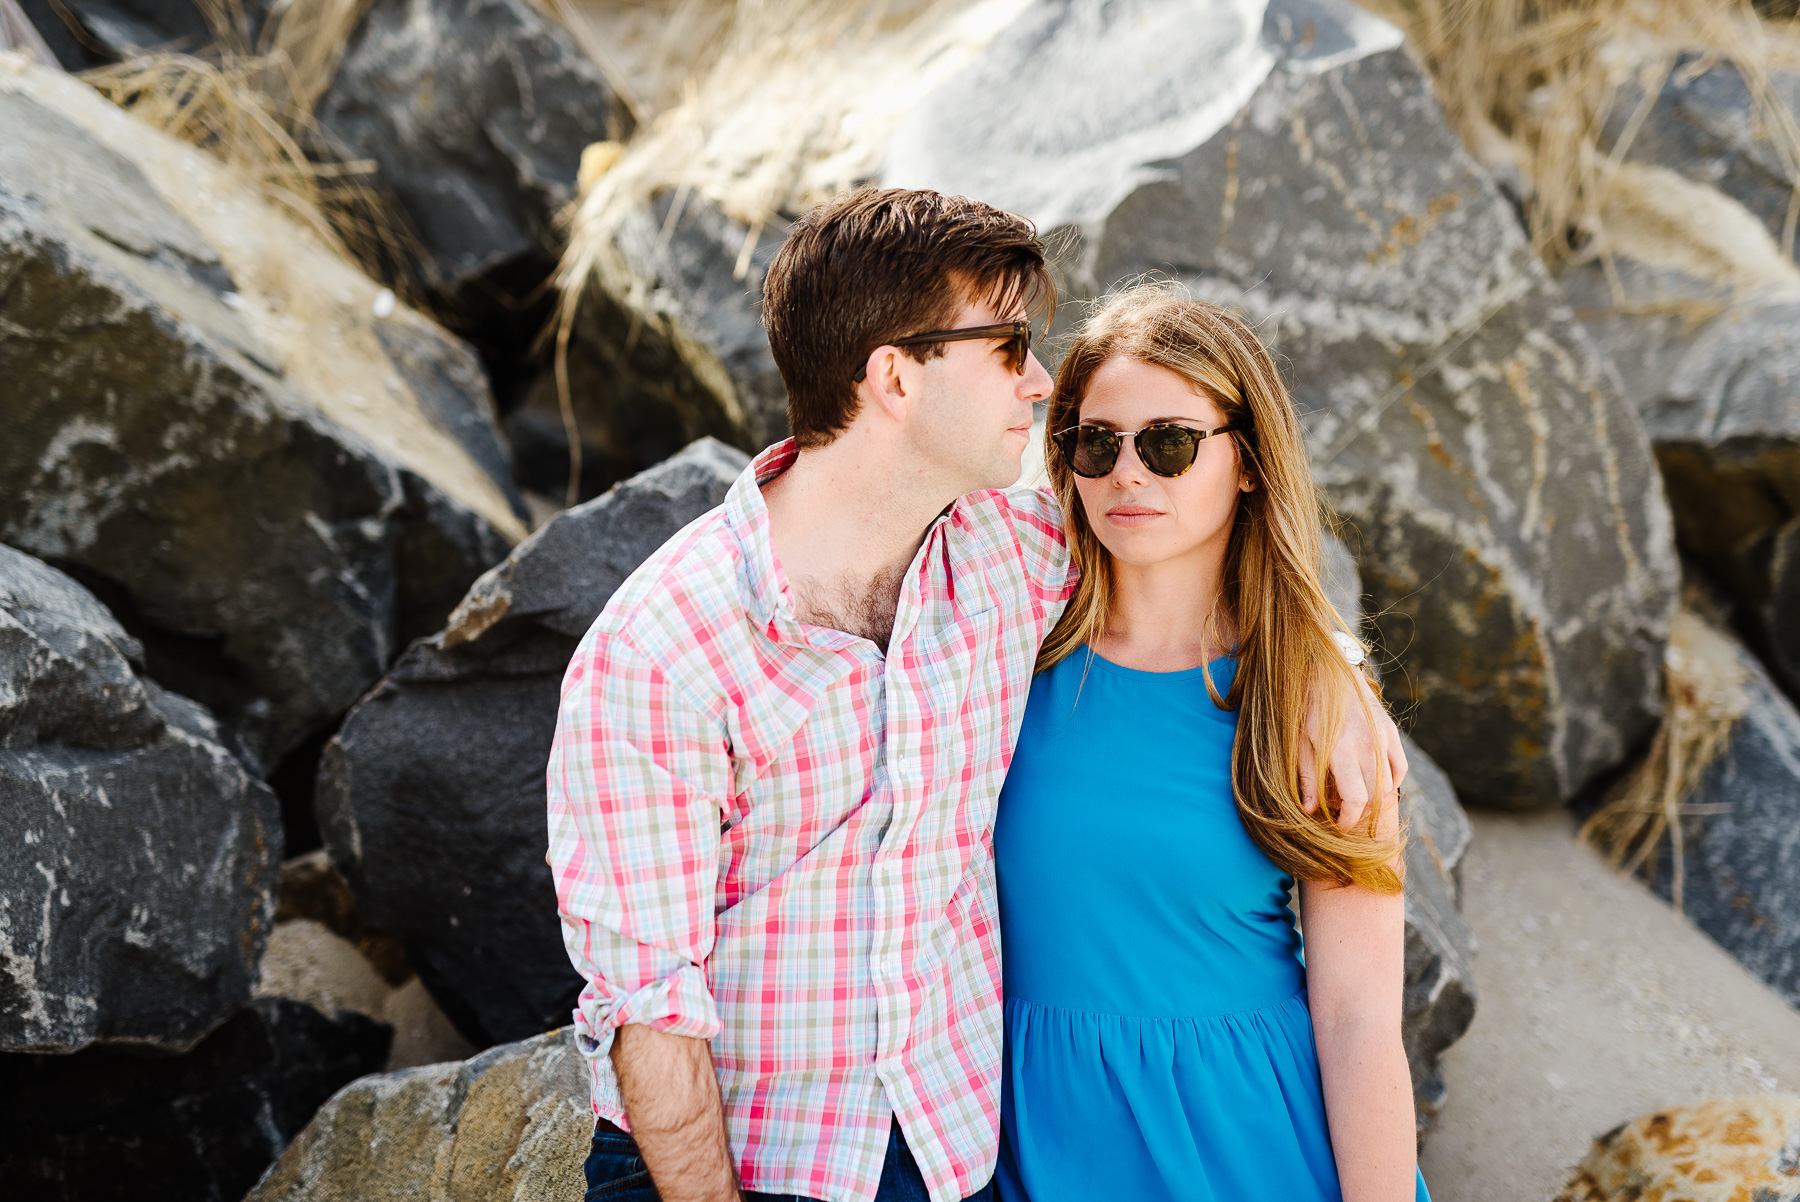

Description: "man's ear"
861 346 912 423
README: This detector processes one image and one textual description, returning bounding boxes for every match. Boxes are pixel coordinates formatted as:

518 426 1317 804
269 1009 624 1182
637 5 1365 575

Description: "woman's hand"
1298 670 1407 831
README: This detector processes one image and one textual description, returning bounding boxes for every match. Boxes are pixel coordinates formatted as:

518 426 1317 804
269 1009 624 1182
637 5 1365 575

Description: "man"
547 189 1404 1202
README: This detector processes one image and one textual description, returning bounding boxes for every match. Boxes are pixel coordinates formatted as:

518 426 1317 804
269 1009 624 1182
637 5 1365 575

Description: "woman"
994 285 1429 1202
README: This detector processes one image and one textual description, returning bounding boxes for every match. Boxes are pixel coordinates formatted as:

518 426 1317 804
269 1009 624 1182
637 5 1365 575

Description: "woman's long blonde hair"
1039 284 1404 893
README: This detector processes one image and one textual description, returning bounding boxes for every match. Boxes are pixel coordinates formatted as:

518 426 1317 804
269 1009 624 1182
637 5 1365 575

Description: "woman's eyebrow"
1079 415 1213 429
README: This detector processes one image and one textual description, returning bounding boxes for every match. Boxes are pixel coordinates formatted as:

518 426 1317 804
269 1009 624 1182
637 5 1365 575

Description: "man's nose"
1021 352 1052 402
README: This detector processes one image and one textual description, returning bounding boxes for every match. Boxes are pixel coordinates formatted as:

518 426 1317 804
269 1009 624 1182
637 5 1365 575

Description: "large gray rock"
13 0 95 68
1639 297 1800 696
317 0 632 319
0 997 391 1202
1567 52 1800 694
886 0 1680 807
0 545 280 1054
246 1025 590 1202
1649 622 1800 1008
0 68 526 769
1563 248 1800 700
316 439 748 1045
14 0 211 68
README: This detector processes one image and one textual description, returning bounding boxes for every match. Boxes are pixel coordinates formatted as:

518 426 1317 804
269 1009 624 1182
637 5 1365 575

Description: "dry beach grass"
1364 0 1800 324
1579 607 1749 912
79 0 428 297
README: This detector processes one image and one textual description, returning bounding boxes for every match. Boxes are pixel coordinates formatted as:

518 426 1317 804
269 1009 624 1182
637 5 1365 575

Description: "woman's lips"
1105 506 1162 527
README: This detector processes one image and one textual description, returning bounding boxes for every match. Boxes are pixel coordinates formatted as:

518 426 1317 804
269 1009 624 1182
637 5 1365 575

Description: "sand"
1420 808 1800 1201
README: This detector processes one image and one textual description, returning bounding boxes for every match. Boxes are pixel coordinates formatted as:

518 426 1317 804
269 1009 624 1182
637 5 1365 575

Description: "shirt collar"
723 439 799 630
724 438 989 642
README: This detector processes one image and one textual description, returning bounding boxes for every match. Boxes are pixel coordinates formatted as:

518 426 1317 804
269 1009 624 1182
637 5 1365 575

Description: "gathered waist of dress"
1001 936 1307 1020
1003 984 1312 1026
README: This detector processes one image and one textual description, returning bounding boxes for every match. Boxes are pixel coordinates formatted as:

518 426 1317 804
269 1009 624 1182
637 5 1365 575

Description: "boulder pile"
9 0 1800 1194
1507 12 1800 1022
0 44 527 1198
316 0 633 371
1556 47 1800 708
0 62 526 776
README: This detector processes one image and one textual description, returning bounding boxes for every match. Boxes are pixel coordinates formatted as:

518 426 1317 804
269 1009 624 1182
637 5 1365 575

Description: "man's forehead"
951 292 1029 325
947 269 1037 324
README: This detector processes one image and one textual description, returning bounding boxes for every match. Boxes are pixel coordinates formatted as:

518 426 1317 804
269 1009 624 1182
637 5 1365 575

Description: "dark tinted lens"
1070 427 1120 477
1136 425 1201 476
1007 328 1030 373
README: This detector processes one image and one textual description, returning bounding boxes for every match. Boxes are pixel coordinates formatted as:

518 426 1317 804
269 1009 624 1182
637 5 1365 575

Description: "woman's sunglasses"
1051 421 1250 479
851 321 1031 382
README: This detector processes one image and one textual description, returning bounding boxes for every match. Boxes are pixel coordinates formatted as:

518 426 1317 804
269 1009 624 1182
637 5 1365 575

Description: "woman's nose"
1111 435 1150 484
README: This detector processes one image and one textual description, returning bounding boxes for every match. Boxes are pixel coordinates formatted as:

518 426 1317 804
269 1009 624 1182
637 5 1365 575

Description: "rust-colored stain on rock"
1554 1095 1800 1202
1367 192 1464 263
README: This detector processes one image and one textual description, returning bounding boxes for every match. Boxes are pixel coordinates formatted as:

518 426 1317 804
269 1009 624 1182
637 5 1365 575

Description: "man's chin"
985 443 1030 491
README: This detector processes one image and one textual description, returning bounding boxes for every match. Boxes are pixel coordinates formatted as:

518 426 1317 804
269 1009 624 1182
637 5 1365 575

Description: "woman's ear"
1239 475 1257 493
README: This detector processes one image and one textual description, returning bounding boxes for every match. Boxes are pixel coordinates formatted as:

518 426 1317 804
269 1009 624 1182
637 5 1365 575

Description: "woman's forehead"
1081 356 1227 423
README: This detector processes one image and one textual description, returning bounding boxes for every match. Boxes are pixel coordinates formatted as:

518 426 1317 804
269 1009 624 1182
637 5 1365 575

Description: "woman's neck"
1092 547 1233 673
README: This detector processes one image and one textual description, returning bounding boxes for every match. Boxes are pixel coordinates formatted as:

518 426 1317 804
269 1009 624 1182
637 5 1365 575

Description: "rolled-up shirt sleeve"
547 625 730 1063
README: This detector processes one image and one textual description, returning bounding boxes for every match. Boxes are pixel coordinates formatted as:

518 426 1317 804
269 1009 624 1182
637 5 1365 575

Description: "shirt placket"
869 524 939 1109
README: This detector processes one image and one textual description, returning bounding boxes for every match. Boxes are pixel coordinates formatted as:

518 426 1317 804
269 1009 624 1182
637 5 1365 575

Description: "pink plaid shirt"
546 440 1074 1202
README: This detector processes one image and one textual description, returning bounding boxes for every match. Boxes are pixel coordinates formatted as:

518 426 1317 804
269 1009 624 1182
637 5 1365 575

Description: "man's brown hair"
762 188 1054 449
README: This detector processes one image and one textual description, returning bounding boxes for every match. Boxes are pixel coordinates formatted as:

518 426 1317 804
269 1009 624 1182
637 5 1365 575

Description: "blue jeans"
581 1119 996 1202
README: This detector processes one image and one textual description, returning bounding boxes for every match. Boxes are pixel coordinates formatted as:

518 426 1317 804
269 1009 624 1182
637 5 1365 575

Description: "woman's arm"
1298 798 1416 1202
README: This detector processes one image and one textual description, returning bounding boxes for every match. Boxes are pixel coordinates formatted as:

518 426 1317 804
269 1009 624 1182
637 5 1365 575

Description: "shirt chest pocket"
908 606 1003 770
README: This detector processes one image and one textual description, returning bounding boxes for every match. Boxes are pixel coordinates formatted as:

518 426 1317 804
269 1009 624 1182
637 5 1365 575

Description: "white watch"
1331 630 1367 666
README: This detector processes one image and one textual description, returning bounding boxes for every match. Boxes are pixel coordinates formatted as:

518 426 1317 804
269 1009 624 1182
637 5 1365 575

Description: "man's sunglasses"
1050 421 1250 479
851 320 1032 383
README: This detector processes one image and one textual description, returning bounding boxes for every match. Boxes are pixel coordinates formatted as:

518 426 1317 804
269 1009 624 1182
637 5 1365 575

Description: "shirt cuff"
576 963 721 1061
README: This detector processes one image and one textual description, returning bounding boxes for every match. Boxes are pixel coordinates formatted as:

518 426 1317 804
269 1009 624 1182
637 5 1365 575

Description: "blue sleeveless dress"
993 648 1430 1202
